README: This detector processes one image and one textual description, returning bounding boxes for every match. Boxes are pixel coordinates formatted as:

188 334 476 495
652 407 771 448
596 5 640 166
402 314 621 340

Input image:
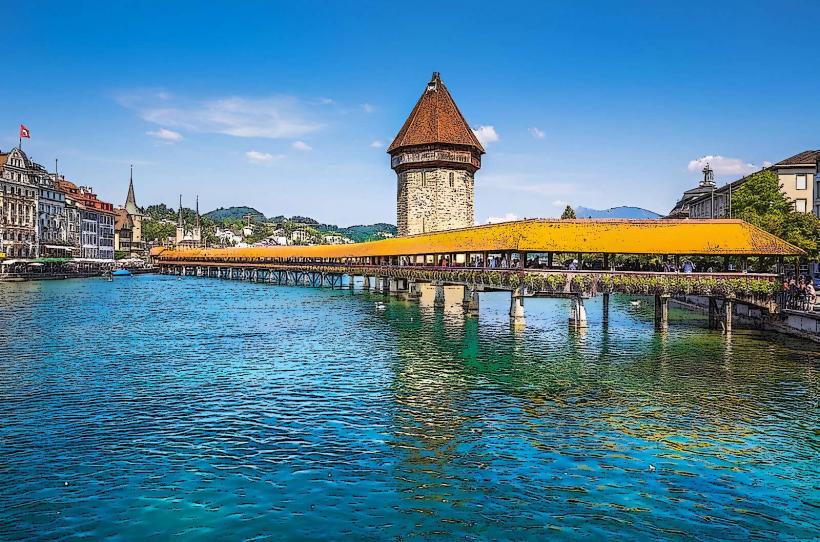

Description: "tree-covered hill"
203 206 266 223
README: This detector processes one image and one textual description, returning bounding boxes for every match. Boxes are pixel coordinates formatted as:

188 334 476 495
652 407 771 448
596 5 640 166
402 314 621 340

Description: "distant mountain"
203 206 266 223
574 206 661 219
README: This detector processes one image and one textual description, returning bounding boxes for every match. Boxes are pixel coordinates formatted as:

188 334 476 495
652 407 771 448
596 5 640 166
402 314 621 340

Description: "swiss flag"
19 124 30 139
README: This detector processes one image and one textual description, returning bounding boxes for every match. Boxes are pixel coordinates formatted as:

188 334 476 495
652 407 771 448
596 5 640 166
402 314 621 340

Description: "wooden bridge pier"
431 281 445 308
569 295 588 328
509 287 525 321
654 294 670 330
462 285 480 315
708 297 733 333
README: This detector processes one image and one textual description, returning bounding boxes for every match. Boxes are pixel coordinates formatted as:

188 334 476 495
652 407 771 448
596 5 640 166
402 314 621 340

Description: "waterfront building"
667 163 717 218
175 195 202 248
214 227 243 247
323 234 353 245
672 151 820 220
290 229 311 244
0 148 40 258
114 169 145 258
37 167 70 258
57 179 115 260
771 150 819 216
388 72 484 236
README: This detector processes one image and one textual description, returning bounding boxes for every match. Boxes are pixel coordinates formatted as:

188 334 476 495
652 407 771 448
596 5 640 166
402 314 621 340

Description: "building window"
794 199 807 213
796 174 807 190
421 171 427 188
449 172 454 188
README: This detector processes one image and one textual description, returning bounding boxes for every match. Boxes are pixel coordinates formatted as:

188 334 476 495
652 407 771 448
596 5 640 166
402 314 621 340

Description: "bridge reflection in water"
153 219 804 333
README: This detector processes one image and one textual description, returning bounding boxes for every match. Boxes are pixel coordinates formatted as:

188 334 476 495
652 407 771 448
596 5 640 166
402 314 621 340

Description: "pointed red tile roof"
387 72 485 154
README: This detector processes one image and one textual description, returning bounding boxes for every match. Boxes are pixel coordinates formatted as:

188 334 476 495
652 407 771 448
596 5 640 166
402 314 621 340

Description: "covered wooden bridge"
153 219 803 331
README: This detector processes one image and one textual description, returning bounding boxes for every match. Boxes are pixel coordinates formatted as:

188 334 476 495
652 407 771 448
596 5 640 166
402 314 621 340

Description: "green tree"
561 205 576 219
142 219 176 242
732 170 820 259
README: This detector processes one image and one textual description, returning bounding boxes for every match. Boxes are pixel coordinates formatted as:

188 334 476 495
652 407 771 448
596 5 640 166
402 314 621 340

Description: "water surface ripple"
0 275 817 540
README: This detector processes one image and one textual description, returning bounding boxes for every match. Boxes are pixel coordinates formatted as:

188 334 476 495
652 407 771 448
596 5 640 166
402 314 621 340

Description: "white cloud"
687 155 762 176
319 97 334 105
552 199 570 207
292 140 312 151
485 213 519 224
369 140 384 149
245 150 284 164
146 128 183 142
361 103 376 114
118 91 323 139
762 160 773 168
529 127 545 139
472 125 499 146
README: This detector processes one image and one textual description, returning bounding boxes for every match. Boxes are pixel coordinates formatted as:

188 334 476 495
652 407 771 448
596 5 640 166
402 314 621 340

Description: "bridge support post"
722 298 733 334
348 275 355 289
569 296 587 327
379 277 390 294
654 294 670 330
408 280 422 301
602 293 610 324
362 276 371 290
708 297 718 330
509 287 525 320
389 278 406 296
463 285 480 316
433 281 445 308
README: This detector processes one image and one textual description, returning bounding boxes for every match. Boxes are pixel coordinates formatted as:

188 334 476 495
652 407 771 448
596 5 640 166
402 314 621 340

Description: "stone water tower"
388 72 485 236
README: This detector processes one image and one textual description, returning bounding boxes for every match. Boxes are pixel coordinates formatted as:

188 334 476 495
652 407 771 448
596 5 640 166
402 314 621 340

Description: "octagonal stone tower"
388 72 485 236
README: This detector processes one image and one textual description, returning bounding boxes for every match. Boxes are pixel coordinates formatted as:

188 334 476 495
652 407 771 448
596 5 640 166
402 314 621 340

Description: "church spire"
124 164 141 215
178 194 184 228
195 195 200 229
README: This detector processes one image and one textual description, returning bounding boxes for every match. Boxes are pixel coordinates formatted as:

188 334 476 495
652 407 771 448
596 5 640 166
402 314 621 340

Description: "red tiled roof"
387 72 484 154
773 150 819 167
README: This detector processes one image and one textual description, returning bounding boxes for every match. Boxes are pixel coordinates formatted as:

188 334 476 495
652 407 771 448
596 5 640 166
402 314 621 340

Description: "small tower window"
421 171 427 188
449 172 454 188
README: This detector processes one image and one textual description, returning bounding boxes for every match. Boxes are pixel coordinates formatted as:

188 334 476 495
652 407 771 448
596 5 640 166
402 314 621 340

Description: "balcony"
391 149 481 170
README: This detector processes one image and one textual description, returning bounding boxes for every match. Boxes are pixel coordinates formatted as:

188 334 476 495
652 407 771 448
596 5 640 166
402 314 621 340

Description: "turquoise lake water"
0 274 817 540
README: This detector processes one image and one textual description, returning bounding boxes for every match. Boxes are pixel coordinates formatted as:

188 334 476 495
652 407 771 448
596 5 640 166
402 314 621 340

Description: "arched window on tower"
421 171 427 188
449 172 454 188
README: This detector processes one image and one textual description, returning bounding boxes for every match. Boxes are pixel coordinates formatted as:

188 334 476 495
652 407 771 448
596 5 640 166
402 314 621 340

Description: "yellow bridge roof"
155 219 803 261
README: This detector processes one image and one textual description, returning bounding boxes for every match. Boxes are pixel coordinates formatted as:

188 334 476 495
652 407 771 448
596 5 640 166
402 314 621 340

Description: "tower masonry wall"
397 166 474 236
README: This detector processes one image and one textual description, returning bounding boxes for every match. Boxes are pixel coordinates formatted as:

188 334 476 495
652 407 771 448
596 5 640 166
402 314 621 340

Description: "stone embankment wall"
672 295 820 343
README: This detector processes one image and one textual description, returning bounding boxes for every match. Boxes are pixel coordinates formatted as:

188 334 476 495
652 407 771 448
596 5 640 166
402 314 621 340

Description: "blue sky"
3 1 818 225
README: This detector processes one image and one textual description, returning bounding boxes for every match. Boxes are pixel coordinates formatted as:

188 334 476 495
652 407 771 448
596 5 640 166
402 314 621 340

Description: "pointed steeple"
178 194 184 228
195 195 200 229
387 72 485 154
125 164 141 215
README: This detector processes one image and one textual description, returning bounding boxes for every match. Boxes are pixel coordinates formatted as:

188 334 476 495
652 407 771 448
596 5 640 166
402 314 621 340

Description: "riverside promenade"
153 218 803 332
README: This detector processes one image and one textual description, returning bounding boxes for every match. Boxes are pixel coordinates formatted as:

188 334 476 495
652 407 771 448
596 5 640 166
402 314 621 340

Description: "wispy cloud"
485 213 519 224
292 140 312 151
369 140 384 149
245 150 284 164
529 127 545 139
146 128 183 142
687 155 763 176
118 90 323 139
361 103 376 114
472 125 499 146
